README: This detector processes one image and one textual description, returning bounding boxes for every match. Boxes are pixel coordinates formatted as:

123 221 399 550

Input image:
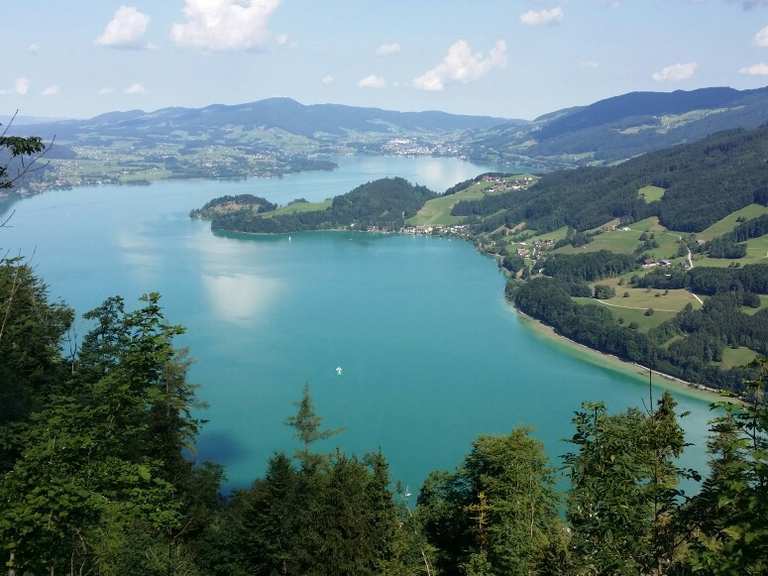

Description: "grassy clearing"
408 181 494 226
525 227 569 243
742 295 768 316
265 199 331 217
594 277 702 312
696 234 768 268
697 204 768 242
555 217 681 259
639 185 665 203
573 297 677 331
718 346 759 369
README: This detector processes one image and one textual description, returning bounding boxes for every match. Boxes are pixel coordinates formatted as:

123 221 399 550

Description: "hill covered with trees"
457 124 768 234
199 177 436 233
468 85 768 168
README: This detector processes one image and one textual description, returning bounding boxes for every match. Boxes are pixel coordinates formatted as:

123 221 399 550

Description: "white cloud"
98 87 115 95
652 62 698 82
755 25 768 47
124 82 146 94
27 43 40 54
413 39 507 92
579 60 600 69
15 77 30 96
376 42 401 56
520 7 564 26
321 74 335 86
0 89 10 96
739 62 768 76
96 6 150 49
41 85 60 97
171 0 280 51
358 74 386 89
276 33 289 45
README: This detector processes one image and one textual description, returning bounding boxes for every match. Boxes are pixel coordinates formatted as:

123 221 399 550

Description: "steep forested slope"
458 124 768 233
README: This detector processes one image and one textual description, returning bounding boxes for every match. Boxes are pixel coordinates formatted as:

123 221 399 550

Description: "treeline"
635 263 768 295
2 258 768 574
207 177 435 233
442 172 515 196
705 213 768 259
543 250 637 282
512 277 758 392
454 124 768 234
190 194 277 219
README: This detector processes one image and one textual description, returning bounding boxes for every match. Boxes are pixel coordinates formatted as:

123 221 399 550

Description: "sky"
3 0 768 120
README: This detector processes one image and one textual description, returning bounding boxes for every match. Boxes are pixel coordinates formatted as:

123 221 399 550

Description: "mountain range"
468 85 768 168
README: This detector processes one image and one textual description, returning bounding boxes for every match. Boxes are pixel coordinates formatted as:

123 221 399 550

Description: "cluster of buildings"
641 257 673 269
399 224 472 239
381 138 462 157
481 174 536 194
513 238 554 259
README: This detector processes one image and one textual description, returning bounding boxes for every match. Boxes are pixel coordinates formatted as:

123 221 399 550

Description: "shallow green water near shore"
2 155 715 493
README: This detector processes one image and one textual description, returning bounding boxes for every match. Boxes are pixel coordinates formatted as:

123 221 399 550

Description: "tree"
564 394 693 575
685 359 768 574
0 114 46 191
418 428 561 576
285 383 342 462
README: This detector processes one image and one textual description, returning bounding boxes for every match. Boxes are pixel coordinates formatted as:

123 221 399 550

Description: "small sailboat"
404 485 412 498
288 235 292 242
336 366 343 376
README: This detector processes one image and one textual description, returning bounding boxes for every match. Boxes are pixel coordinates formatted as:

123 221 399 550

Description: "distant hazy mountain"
21 97 511 142
468 85 768 168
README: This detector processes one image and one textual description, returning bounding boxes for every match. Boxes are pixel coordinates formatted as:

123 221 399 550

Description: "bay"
1 155 715 493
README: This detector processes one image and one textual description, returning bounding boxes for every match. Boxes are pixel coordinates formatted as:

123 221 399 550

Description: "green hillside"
201 177 436 233
456 124 768 234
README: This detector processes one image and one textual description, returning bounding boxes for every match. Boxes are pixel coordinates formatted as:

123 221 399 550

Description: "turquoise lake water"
2 155 716 493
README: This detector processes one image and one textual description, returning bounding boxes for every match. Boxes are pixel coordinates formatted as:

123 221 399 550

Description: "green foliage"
684 363 768 574
189 194 277 220
459 124 768 234
0 134 45 189
286 383 342 460
593 284 616 299
544 250 637 282
418 428 560 576
564 393 693 575
207 177 435 233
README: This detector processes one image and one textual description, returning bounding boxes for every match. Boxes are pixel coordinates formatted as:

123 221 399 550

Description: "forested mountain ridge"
13 97 510 141
457 123 768 234
467 85 768 168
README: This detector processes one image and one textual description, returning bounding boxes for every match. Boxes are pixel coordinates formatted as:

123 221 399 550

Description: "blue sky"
3 0 768 119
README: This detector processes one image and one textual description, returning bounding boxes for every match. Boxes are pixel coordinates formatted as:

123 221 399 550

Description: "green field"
409 181 494 226
742 294 768 315
593 277 703 312
264 199 331 217
639 185 665 203
524 227 569 243
573 297 677 331
696 234 768 267
697 204 768 242
718 346 759 369
554 217 681 259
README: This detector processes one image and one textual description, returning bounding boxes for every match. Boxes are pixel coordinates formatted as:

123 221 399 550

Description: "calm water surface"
3 155 715 492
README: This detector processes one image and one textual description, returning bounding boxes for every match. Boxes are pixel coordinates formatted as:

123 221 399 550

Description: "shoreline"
511 306 738 405
211 224 741 406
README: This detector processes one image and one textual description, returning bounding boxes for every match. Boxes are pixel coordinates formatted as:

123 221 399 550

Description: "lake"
2 155 716 493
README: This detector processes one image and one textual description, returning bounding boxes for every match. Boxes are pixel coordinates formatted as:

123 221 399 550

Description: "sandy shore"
511 306 739 405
